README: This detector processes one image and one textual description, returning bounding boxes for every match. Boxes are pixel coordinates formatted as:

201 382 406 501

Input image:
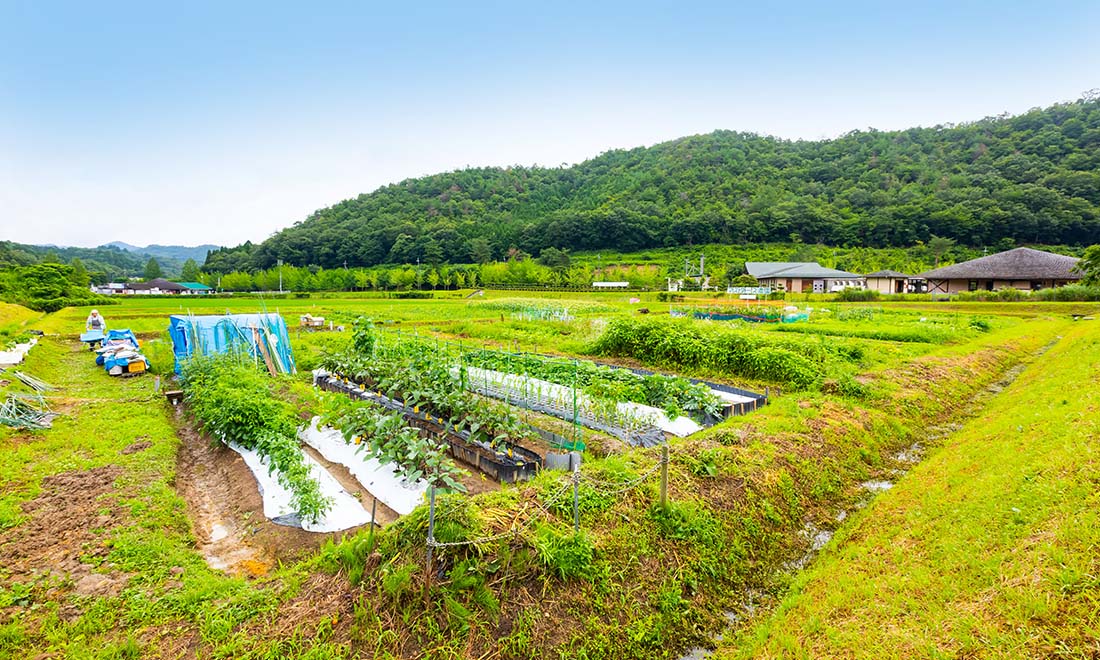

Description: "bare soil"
0 464 129 620
173 410 343 577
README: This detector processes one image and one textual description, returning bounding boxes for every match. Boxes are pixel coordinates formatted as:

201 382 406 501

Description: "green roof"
178 282 212 290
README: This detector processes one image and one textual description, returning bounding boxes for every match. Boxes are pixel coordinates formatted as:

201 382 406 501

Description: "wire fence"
423 446 670 558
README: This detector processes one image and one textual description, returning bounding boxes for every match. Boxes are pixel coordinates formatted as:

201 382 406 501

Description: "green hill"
0 241 146 279
210 96 1100 272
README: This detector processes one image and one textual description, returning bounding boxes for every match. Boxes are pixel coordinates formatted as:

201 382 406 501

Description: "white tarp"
463 366 704 437
0 337 37 367
227 441 372 533
300 418 428 515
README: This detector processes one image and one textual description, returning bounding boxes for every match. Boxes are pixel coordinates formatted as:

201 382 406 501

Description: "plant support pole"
660 444 669 510
426 485 437 582
572 465 580 535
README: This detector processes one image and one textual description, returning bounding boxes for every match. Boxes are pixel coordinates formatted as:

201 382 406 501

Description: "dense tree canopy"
207 97 1100 271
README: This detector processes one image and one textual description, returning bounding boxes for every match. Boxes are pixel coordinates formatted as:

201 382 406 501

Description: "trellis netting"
168 313 295 374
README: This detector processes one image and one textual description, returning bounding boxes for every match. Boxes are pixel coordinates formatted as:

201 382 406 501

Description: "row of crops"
589 317 868 390
181 352 475 527
321 319 738 446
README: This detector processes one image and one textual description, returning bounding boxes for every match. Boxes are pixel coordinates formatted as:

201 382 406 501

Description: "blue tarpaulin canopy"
167 313 295 374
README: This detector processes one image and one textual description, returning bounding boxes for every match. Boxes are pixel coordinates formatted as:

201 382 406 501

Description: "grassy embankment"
722 319 1100 659
0 296 1088 658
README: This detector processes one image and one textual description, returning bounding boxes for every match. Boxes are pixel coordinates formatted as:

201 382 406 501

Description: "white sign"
727 286 772 295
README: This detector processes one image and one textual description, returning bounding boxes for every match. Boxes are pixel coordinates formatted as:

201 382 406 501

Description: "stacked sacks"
95 329 150 376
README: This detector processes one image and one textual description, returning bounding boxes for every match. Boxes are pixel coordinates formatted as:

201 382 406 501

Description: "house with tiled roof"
919 247 1081 294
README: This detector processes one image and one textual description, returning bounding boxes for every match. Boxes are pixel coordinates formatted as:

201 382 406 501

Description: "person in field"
85 309 107 332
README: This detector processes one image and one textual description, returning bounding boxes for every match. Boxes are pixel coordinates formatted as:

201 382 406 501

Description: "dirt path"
173 410 338 576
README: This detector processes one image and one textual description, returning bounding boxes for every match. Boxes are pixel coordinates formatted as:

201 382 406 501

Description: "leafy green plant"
320 394 467 492
180 354 331 522
533 525 596 580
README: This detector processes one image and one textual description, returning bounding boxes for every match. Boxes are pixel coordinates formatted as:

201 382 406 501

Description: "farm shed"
920 247 1081 294
745 262 864 294
167 313 295 374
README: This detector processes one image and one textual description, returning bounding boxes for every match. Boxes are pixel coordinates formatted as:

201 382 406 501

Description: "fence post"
425 485 437 585
572 465 581 535
368 497 378 553
765 386 770 403
660 444 669 510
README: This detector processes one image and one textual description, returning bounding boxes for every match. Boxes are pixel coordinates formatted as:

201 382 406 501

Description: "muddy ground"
173 410 339 576
0 463 129 622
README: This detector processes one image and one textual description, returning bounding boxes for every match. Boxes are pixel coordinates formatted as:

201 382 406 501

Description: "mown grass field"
1 293 1097 659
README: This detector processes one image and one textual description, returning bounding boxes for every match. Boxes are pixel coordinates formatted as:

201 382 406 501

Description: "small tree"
1078 245 1100 285
928 235 956 267
181 258 202 282
144 257 163 280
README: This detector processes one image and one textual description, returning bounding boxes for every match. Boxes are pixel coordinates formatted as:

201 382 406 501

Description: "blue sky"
1 0 1097 248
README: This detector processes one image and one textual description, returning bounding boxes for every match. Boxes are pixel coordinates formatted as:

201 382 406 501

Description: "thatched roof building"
920 247 1081 294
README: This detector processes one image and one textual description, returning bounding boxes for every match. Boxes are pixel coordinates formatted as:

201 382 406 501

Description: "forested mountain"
105 242 220 266
0 241 147 278
204 96 1100 272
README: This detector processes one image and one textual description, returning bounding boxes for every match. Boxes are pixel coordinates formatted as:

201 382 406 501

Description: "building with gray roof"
919 247 1081 294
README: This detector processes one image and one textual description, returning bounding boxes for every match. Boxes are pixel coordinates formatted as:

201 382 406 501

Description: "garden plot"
462 365 698 443
227 440 372 532
315 371 542 483
300 417 428 515
0 335 37 366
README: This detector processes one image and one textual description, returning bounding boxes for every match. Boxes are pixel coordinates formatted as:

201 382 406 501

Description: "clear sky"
1 0 1097 248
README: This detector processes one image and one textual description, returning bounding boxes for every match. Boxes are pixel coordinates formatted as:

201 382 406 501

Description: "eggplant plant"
321 396 466 492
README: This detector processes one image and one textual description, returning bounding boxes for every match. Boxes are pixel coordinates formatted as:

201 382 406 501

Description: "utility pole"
277 260 283 293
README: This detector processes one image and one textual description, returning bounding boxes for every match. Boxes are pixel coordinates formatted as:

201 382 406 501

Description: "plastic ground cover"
299 417 428 515
463 366 704 437
226 441 372 532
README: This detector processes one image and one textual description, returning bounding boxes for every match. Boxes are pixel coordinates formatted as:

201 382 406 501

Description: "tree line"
202 96 1100 272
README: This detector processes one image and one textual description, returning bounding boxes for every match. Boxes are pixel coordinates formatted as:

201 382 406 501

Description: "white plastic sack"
227 441 372 533
300 418 428 515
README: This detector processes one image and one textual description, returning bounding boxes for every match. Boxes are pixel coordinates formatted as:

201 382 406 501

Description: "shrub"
533 526 596 580
180 355 331 523
835 288 880 302
590 317 832 388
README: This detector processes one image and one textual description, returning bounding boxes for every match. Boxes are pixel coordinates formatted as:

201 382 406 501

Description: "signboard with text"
726 286 773 295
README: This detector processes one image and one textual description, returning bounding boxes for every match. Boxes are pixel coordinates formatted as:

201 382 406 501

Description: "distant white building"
745 262 864 294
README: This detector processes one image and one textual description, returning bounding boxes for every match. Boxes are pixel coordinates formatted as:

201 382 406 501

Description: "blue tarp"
167 313 295 374
95 329 150 373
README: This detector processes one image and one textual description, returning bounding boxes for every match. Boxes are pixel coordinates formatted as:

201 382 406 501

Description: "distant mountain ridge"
104 242 221 264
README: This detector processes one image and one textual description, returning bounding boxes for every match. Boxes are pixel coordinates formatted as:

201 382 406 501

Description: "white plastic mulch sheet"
712 389 756 406
226 441 372 533
0 337 37 367
463 366 704 437
300 418 428 515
